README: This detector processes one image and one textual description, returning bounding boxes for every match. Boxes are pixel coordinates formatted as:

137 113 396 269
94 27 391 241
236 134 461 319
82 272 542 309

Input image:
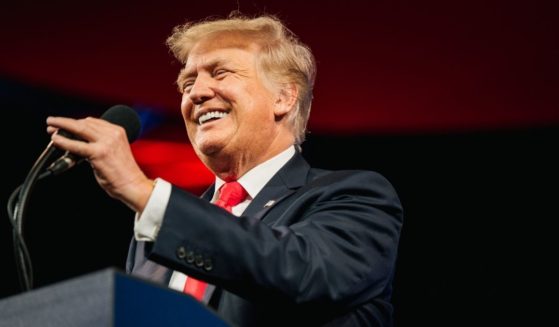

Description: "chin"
196 141 225 157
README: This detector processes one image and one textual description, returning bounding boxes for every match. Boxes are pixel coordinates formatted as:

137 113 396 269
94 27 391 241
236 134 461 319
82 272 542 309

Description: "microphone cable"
7 141 57 291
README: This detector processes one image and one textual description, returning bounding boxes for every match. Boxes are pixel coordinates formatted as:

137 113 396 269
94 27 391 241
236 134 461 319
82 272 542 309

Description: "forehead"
184 47 253 71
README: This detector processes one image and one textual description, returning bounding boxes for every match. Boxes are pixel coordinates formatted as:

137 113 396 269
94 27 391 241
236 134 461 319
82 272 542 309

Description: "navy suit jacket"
127 152 403 326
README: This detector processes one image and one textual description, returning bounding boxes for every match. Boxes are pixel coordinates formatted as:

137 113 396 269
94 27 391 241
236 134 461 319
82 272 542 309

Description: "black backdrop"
1 77 557 326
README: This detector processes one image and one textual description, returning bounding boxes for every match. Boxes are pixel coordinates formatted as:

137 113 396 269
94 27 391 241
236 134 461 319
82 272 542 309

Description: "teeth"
198 111 229 125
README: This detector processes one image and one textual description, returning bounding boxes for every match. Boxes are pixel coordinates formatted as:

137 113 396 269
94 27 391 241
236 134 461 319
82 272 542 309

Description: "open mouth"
198 110 230 125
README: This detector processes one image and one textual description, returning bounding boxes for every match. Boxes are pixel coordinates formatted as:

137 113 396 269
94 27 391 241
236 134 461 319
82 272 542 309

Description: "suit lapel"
200 185 215 202
242 152 310 220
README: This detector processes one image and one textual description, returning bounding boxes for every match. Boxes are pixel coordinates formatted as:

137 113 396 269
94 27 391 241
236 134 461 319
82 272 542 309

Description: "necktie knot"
215 181 247 211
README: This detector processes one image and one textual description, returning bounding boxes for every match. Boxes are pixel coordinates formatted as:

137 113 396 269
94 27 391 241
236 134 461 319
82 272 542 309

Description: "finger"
50 132 92 158
46 126 76 137
46 126 58 135
46 116 83 139
47 116 104 142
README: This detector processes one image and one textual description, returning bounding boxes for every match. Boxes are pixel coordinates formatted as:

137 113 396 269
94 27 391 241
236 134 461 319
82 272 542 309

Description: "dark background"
1 1 558 326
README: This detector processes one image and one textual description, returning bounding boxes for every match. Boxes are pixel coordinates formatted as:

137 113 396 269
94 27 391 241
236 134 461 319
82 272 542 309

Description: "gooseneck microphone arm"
8 142 57 291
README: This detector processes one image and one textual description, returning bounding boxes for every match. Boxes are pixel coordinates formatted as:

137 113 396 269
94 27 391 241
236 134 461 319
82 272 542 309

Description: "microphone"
47 104 142 175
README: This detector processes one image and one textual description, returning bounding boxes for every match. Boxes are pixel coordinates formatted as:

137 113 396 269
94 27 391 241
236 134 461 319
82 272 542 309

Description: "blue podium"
0 268 229 326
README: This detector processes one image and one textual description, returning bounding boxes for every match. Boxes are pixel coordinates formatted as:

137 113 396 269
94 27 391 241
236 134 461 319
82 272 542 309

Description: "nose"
189 74 215 105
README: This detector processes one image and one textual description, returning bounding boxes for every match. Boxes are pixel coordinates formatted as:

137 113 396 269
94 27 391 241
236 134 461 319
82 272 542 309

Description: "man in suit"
47 14 403 327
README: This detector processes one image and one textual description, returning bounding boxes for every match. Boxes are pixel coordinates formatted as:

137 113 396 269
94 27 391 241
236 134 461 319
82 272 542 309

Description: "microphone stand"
7 141 58 291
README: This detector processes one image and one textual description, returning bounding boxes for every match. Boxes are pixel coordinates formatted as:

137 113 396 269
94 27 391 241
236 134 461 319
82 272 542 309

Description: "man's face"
179 35 284 171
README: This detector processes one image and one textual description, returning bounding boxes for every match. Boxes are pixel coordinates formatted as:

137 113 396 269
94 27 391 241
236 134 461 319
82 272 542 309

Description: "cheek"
248 93 277 123
186 125 196 141
180 94 192 118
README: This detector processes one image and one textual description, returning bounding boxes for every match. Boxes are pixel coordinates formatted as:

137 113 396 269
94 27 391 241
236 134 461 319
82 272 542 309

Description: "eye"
213 69 229 78
181 80 194 94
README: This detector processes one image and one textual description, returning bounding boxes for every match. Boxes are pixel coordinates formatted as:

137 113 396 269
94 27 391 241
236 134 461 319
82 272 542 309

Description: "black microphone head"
100 105 142 143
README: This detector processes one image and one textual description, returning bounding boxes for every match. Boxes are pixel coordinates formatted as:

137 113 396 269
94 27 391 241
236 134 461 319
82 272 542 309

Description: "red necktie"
183 181 248 301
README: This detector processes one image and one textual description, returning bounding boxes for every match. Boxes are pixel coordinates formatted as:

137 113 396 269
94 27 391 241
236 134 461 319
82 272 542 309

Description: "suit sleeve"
146 170 403 308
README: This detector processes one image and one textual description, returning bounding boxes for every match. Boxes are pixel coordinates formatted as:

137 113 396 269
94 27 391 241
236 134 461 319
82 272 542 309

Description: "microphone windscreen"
100 105 142 143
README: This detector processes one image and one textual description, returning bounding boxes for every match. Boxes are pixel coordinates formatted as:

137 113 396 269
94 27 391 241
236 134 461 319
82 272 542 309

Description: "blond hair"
166 14 316 146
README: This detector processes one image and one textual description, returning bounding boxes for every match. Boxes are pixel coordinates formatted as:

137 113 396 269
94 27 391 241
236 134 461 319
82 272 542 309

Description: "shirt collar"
213 146 296 201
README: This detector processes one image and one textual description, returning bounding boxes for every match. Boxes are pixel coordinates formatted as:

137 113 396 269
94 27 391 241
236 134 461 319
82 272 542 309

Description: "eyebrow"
179 57 228 81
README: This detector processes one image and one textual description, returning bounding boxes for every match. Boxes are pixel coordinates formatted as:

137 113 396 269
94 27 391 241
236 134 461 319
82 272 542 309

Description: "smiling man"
47 14 403 327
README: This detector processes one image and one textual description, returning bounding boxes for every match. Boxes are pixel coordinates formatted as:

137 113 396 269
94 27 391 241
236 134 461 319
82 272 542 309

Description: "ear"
274 83 298 118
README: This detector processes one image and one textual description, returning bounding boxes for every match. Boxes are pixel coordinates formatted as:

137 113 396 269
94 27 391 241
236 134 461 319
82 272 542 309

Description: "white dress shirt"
134 146 296 294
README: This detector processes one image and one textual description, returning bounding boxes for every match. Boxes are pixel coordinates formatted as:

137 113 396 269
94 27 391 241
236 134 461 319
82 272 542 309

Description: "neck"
205 143 293 181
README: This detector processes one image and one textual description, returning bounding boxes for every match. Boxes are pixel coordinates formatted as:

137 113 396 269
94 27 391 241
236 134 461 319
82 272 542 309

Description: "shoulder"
308 168 397 192
304 168 401 208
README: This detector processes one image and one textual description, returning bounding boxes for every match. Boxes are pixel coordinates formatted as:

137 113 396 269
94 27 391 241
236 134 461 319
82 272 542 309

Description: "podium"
0 268 229 326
